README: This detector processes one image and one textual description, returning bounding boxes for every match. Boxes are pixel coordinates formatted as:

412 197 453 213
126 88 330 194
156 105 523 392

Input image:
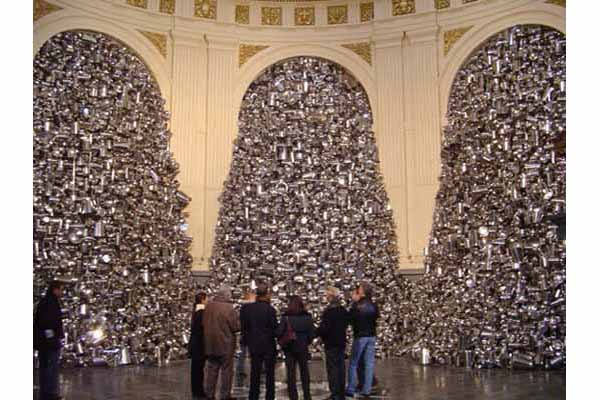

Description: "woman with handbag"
277 295 316 400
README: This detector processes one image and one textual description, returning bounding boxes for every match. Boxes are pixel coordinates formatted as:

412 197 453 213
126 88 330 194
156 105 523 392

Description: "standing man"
34 280 65 400
203 285 241 400
317 287 349 400
189 292 208 400
346 282 379 399
240 282 278 400
236 287 256 387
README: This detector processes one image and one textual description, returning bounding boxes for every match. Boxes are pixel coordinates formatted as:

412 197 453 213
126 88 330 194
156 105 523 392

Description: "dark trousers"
191 357 206 398
205 352 234 400
284 350 312 400
249 351 276 400
38 349 60 400
325 347 345 400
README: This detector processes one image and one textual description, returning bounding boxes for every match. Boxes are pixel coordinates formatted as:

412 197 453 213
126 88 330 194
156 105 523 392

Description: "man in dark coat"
317 287 349 400
236 288 255 387
240 282 278 400
34 281 65 400
203 285 241 400
189 292 208 400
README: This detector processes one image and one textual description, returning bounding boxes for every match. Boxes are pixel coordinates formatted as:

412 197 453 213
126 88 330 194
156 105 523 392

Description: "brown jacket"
203 296 241 356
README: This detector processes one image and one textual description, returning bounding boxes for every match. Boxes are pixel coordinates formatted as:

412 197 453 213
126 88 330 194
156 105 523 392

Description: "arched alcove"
211 55 404 355
34 13 171 108
235 44 377 133
33 29 193 367
440 9 565 123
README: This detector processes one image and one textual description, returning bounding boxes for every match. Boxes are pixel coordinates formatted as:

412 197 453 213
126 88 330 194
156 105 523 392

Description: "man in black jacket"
346 282 379 398
34 281 65 400
189 292 208 400
240 282 277 400
317 286 348 400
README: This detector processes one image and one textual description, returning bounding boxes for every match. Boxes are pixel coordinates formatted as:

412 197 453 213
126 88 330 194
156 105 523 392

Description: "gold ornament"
239 44 269 67
443 26 473 55
341 42 372 65
126 0 148 8
295 7 315 26
236 5 250 24
392 0 415 16
139 31 168 58
435 0 450 10
545 0 566 7
159 0 175 14
262 7 282 25
328 5 348 25
33 0 62 22
360 2 374 22
194 0 217 19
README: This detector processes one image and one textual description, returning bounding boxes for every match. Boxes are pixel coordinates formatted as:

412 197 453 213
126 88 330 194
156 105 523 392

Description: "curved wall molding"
33 0 565 271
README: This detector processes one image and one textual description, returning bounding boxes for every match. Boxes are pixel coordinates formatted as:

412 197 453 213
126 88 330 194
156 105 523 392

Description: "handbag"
278 317 297 348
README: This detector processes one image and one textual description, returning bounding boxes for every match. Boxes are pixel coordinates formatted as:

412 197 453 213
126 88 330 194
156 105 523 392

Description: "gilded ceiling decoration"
443 26 473 55
262 7 282 25
327 5 348 25
126 0 147 8
239 44 270 67
341 42 372 65
159 0 175 14
236 5 250 24
33 0 62 22
392 0 415 16
139 30 168 58
435 0 450 10
295 7 315 26
195 0 217 19
360 2 374 22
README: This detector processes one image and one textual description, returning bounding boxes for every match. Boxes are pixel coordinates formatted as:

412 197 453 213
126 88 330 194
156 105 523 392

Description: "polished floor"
33 357 565 400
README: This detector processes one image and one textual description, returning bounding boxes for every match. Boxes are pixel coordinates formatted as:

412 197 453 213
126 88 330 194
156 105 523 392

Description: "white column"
203 35 238 270
169 31 209 270
373 35 411 270
403 27 442 267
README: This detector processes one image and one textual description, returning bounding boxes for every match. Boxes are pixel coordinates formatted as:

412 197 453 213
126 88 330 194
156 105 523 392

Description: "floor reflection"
33 357 564 400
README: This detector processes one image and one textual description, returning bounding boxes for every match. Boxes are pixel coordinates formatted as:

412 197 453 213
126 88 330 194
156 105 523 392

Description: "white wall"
34 0 565 271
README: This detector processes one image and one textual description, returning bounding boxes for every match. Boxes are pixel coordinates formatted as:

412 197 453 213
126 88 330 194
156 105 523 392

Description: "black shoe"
345 393 354 398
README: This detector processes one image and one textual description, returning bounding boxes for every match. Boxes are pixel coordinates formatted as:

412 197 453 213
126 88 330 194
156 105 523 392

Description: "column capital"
206 34 238 51
169 30 206 48
405 26 439 45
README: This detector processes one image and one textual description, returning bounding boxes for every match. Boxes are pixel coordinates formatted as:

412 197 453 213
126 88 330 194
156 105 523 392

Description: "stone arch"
34 12 171 106
440 9 565 123
235 44 377 132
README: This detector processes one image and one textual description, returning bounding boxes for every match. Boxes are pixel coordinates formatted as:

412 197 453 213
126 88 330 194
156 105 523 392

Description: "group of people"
33 279 380 400
189 281 379 400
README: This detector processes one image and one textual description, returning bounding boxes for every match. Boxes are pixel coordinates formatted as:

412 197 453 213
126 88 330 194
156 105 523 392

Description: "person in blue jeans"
346 282 379 399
